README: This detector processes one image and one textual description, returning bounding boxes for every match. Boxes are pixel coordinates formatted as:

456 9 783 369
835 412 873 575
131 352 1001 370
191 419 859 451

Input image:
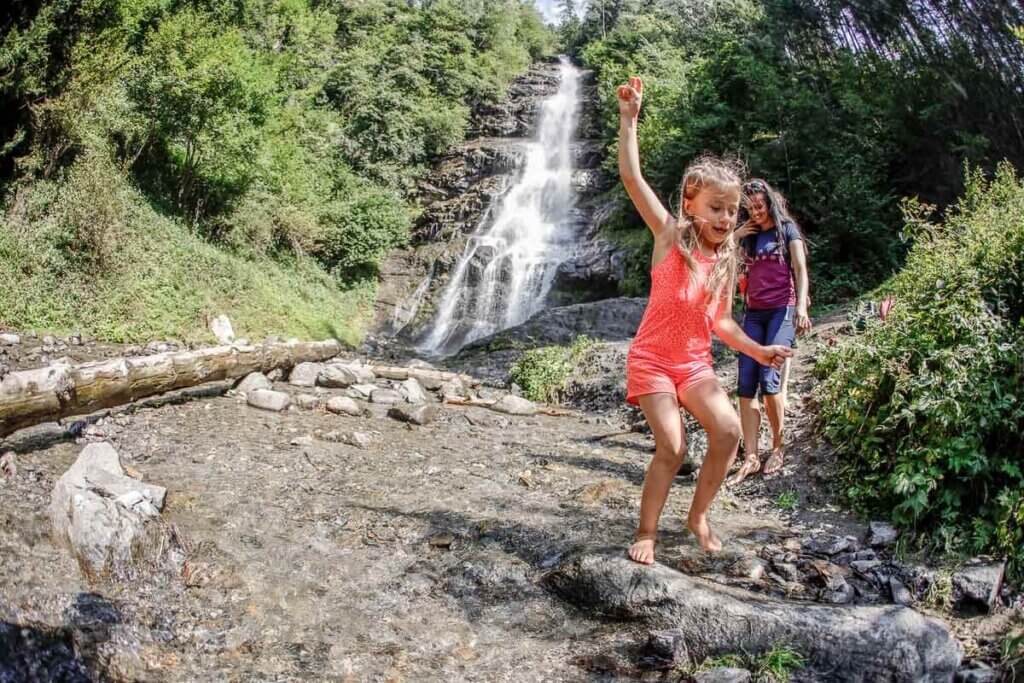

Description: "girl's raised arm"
618 77 673 239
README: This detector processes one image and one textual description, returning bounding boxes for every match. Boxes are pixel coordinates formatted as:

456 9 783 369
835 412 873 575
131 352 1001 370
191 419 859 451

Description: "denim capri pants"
737 306 796 398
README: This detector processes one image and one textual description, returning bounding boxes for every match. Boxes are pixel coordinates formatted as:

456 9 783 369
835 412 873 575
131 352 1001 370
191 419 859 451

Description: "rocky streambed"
0 325 1019 682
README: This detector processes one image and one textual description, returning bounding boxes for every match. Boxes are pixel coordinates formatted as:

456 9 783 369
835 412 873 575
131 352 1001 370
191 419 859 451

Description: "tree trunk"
0 339 342 439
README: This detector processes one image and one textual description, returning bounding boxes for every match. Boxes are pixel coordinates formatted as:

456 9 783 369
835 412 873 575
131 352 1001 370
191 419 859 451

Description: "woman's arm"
618 77 673 239
790 238 811 333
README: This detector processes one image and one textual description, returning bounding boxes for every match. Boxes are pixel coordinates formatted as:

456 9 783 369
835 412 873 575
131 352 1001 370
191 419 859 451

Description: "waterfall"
417 57 581 356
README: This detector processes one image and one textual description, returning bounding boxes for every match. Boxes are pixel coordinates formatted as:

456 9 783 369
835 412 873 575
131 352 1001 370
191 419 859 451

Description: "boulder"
491 395 537 416
247 390 291 412
50 443 177 580
288 362 323 387
326 397 362 417
235 372 272 395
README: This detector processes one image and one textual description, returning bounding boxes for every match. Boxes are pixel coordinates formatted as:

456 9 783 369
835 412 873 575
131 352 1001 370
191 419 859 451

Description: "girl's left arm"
790 239 811 333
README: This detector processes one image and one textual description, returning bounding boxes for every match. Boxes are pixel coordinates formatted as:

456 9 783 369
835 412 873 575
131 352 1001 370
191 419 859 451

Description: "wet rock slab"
546 550 963 682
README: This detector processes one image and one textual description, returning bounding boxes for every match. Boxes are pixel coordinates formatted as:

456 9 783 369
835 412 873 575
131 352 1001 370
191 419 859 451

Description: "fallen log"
0 339 341 439
545 550 962 682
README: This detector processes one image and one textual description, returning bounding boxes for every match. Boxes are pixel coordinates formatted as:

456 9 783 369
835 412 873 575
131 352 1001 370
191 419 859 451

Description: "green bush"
510 336 596 403
316 185 411 279
814 163 1024 575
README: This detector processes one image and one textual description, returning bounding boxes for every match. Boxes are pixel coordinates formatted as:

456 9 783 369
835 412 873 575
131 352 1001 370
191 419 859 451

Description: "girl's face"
685 185 741 246
748 192 771 228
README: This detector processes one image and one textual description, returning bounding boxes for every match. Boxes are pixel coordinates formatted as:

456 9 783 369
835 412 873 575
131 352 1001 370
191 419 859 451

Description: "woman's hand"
617 76 643 121
752 344 793 370
733 220 758 241
796 307 812 335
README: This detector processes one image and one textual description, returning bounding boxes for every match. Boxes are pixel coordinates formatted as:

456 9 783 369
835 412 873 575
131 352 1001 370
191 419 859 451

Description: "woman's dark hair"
738 178 803 259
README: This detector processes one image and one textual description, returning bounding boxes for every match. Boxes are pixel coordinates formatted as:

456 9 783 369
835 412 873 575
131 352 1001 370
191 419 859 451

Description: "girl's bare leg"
629 393 687 565
679 379 742 552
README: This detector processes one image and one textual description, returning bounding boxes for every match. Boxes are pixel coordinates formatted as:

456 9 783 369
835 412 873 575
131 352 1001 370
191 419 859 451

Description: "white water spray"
418 57 581 356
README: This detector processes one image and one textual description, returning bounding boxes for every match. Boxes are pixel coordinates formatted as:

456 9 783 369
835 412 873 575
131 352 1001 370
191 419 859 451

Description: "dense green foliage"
509 335 595 402
815 165 1024 574
571 0 1024 302
0 0 553 340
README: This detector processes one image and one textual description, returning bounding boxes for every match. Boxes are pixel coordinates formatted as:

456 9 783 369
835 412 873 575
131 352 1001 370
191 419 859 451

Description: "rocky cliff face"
369 59 626 356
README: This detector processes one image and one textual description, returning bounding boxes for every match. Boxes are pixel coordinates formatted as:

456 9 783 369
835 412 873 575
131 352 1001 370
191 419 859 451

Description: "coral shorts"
626 352 717 405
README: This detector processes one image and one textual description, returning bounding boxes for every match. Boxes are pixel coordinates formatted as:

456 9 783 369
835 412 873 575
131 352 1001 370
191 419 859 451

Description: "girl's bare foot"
763 446 785 475
628 533 657 565
727 455 761 486
686 515 722 552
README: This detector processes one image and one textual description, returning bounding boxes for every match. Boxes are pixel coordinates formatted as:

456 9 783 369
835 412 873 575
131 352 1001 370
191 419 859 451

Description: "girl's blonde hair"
674 154 745 306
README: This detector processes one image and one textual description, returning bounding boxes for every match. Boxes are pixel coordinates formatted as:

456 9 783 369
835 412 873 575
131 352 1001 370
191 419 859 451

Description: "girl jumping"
618 77 792 564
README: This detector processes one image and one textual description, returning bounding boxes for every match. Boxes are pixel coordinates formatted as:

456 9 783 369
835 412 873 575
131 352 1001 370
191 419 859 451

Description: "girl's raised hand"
617 76 643 121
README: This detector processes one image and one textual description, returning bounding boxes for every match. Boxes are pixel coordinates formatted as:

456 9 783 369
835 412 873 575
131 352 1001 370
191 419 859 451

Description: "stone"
0 451 16 479
429 533 455 548
318 363 360 388
728 557 766 581
439 379 470 401
247 389 291 412
399 377 429 404
370 389 403 405
294 394 321 410
388 403 441 426
49 443 175 580
209 314 234 344
347 384 376 399
955 661 997 683
890 578 914 606
0 333 21 346
802 534 852 556
832 552 855 566
288 362 324 387
867 521 900 548
290 436 314 447
644 628 688 665
773 562 802 583
491 394 537 416
850 560 883 576
821 577 856 604
350 364 376 383
695 668 751 683
417 374 444 391
235 372 272 395
952 559 1005 613
326 397 362 416
342 432 371 449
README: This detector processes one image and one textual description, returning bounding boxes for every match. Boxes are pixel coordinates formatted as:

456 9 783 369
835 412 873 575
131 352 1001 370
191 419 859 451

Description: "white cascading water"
418 57 580 356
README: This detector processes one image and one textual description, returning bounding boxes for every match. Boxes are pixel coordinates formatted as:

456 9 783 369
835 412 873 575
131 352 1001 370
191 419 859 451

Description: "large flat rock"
545 550 962 682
